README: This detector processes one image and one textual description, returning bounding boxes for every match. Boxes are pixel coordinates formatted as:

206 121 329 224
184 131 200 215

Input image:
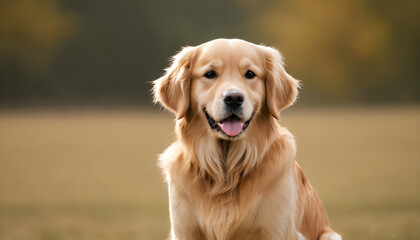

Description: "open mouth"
203 108 254 137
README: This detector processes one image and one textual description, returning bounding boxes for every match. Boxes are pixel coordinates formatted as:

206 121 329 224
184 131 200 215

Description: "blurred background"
0 0 419 239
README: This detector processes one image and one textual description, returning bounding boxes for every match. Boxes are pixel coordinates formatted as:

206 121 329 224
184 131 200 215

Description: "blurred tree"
0 0 79 104
0 0 79 71
244 0 420 104
0 0 419 106
0 0 249 106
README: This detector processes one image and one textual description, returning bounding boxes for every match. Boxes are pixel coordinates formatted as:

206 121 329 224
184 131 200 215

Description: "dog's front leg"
168 184 204 240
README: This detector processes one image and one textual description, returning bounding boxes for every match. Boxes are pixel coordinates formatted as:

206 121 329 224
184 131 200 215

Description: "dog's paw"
320 232 342 240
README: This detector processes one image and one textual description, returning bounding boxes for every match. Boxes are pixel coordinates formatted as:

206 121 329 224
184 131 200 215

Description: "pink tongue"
218 118 244 136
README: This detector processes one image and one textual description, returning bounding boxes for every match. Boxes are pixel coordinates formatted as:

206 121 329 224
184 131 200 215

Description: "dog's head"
153 39 299 140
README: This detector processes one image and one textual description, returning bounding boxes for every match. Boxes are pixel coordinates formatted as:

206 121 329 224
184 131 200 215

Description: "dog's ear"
260 46 299 119
152 46 196 119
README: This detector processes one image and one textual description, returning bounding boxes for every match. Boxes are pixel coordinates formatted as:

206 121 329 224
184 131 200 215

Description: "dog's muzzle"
203 108 254 138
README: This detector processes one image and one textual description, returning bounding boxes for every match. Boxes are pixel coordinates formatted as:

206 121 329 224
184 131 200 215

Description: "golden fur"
153 39 341 240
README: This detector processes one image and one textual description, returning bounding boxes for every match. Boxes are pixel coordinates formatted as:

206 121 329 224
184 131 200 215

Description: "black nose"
223 90 244 108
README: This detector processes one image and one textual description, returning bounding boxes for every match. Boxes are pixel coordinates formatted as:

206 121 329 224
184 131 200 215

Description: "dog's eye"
244 70 256 79
204 70 217 79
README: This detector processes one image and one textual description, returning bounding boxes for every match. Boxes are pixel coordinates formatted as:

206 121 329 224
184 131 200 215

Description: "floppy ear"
152 46 196 119
261 46 299 119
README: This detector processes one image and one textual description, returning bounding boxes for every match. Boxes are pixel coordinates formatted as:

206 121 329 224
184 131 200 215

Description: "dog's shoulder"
273 125 297 157
157 141 183 172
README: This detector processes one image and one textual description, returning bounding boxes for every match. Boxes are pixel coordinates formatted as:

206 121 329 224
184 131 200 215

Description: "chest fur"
187 189 260 240
173 172 266 240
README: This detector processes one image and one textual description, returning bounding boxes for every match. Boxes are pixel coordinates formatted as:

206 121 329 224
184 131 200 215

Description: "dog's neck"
219 139 231 162
177 112 279 196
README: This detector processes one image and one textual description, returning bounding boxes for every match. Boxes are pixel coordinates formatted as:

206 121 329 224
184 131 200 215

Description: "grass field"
0 107 419 240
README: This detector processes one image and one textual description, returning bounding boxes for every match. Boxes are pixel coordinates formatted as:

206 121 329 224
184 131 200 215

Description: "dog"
152 39 341 240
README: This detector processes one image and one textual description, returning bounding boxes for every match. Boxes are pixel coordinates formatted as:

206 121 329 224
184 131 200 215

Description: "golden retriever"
152 39 341 240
